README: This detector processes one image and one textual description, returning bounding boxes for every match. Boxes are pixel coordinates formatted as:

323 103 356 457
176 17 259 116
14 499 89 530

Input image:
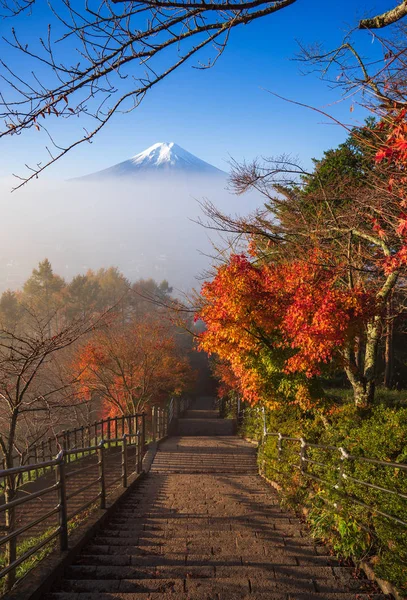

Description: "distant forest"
0 259 212 473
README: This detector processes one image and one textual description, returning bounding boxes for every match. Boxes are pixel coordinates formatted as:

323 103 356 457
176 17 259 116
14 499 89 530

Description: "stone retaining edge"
360 560 403 600
242 434 403 600
3 439 163 600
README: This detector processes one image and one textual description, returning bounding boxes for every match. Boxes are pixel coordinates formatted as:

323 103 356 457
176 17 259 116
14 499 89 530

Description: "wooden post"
66 431 71 463
74 428 78 454
122 435 128 488
34 445 39 479
4 469 17 591
56 451 68 551
141 412 146 455
300 438 307 474
107 418 111 449
152 406 156 442
27 453 31 481
98 441 106 510
277 433 283 462
164 406 168 436
137 431 142 473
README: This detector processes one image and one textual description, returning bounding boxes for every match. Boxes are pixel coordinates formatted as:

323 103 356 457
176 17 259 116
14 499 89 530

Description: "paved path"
47 398 390 600
176 401 236 437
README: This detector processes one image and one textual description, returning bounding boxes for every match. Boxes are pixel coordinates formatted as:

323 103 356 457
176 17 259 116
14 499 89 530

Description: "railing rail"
0 397 188 592
1 401 186 490
0 431 145 587
238 406 407 529
0 395 193 591
0 412 143 487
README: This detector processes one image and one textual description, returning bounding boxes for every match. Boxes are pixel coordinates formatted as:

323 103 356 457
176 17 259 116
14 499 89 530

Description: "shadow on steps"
177 418 236 436
176 396 236 436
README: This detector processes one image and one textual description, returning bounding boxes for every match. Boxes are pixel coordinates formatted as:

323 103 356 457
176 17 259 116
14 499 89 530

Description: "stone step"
58 576 383 596
59 578 185 594
75 554 194 567
99 528 286 540
91 537 159 547
150 467 256 473
76 551 343 570
47 594 152 600
83 544 163 556
66 564 215 579
48 580 390 600
47 590 391 600
176 418 236 436
183 410 219 419
48 594 390 600
67 563 356 583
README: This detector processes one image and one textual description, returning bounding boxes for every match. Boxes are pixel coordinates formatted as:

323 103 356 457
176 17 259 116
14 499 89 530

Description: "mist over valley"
0 143 262 292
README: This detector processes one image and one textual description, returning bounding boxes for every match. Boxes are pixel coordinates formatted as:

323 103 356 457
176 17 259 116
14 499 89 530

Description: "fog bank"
0 175 263 293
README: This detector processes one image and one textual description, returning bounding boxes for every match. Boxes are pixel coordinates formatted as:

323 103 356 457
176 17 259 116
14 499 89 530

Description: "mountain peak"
131 142 197 167
73 142 226 180
129 141 224 173
131 141 176 161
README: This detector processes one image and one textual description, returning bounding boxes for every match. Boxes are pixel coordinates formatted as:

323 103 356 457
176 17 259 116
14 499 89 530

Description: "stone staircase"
45 398 392 600
177 397 236 436
150 437 258 474
177 419 236 436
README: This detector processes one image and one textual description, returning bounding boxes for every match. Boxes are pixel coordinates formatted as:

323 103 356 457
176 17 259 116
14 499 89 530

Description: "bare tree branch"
0 0 297 189
359 1 407 30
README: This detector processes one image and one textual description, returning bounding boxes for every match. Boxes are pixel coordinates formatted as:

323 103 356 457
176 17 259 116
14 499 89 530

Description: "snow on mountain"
75 142 226 180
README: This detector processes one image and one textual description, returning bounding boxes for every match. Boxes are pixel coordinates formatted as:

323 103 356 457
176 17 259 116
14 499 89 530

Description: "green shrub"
239 403 407 594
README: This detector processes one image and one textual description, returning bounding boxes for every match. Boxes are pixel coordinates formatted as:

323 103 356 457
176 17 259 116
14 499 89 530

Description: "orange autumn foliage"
75 317 194 417
374 109 407 273
212 361 239 399
197 253 374 406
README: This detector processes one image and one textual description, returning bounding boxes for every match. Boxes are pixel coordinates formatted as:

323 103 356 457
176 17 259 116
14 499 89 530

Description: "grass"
0 500 100 596
0 528 57 582
323 386 407 407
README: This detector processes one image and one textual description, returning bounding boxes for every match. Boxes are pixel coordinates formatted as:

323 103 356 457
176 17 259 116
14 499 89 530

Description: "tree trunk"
362 316 382 406
384 297 394 389
343 346 368 407
354 336 363 370
343 316 382 408
344 365 368 407
4 473 16 592
3 410 19 591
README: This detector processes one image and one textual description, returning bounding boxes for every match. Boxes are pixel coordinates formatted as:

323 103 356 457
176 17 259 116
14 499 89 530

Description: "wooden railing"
0 396 192 592
238 405 407 529
1 413 142 487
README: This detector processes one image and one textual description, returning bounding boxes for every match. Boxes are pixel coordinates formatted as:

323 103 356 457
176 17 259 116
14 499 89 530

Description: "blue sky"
0 0 393 182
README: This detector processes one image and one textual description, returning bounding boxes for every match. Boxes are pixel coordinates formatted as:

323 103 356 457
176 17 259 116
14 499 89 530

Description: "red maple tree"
197 252 374 407
75 316 194 417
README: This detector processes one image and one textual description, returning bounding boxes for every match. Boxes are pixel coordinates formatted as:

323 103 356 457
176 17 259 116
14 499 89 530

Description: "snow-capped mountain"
75 142 226 180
